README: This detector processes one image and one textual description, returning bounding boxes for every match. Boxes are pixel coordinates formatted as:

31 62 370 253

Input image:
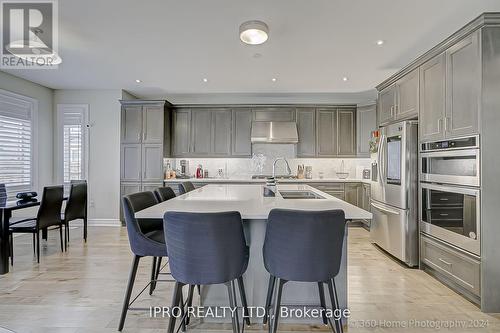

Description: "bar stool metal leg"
226 280 241 333
167 281 184 333
271 278 286 333
327 278 343 333
263 275 276 324
149 257 157 295
185 284 195 326
318 282 328 325
237 276 251 326
118 255 141 331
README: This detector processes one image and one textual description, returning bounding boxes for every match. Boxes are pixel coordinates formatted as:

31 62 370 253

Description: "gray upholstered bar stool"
263 209 347 333
119 191 169 331
154 186 176 202
164 211 250 333
178 181 195 195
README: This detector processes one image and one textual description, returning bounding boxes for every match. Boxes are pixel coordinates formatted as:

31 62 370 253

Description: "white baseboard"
72 219 122 227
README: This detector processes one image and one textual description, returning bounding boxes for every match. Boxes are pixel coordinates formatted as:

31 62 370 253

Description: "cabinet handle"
144 171 147 179
437 118 442 132
438 258 452 266
390 106 394 116
439 213 449 217
444 117 449 132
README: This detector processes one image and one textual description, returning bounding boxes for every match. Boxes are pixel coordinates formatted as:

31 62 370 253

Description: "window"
0 89 37 197
57 104 88 183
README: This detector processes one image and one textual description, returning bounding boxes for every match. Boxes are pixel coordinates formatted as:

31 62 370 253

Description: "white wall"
0 71 54 192
54 90 122 221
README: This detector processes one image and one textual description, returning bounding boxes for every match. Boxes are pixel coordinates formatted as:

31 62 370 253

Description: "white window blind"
58 105 88 183
0 92 34 197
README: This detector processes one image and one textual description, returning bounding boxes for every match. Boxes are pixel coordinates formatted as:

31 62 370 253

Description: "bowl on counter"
336 172 349 179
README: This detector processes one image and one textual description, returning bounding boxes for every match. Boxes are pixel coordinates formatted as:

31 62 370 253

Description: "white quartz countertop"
163 177 372 184
136 184 372 220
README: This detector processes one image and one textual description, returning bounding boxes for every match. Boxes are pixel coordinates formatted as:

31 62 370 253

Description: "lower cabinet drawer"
420 235 480 296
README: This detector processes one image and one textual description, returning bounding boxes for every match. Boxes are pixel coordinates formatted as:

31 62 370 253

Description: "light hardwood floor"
0 226 498 333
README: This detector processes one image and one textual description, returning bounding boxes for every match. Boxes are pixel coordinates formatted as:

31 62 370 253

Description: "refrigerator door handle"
371 202 400 215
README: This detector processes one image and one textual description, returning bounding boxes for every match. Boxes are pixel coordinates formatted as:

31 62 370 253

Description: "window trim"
56 104 89 184
0 88 38 193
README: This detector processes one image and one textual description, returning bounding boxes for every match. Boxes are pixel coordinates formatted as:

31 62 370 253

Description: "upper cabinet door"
121 106 142 143
378 85 396 125
172 109 191 156
357 105 376 156
232 109 252 156
212 109 232 156
191 110 212 155
445 32 480 138
296 108 316 157
316 108 337 156
142 105 164 144
396 69 419 120
142 144 163 181
337 108 356 156
420 53 446 142
121 144 142 181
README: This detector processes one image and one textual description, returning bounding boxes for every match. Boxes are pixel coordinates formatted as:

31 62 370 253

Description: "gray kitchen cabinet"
420 53 447 142
361 183 371 212
396 68 419 120
316 108 337 156
121 144 141 181
232 108 252 156
191 110 212 155
121 105 142 143
345 183 361 207
142 144 163 182
142 182 164 192
296 108 316 157
252 108 295 122
337 108 356 156
142 105 164 144
172 109 191 156
357 105 376 157
445 31 480 138
378 85 396 125
121 183 141 196
212 109 232 156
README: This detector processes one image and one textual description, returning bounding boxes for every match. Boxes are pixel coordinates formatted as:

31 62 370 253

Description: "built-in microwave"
420 136 480 187
420 182 480 255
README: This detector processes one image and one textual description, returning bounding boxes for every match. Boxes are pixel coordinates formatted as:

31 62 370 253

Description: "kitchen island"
137 184 372 324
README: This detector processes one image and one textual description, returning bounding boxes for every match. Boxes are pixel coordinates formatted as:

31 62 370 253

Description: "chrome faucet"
272 157 292 178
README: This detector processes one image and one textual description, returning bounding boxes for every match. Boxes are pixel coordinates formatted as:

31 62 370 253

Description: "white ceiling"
4 0 500 101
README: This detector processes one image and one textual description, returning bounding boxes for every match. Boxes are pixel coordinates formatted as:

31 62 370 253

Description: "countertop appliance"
370 120 419 267
419 135 481 256
179 160 189 177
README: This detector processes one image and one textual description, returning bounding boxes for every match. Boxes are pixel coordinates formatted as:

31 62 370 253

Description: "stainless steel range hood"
251 121 298 143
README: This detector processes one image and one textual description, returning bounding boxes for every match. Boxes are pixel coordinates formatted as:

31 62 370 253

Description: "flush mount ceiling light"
376 40 385 46
202 78 209 83
342 77 349 82
135 79 142 83
6 28 62 65
239 20 269 45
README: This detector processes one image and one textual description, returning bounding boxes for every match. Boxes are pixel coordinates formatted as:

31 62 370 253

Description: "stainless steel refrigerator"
370 120 419 267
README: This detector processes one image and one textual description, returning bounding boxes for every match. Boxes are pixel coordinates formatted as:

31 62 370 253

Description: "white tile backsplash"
165 153 372 179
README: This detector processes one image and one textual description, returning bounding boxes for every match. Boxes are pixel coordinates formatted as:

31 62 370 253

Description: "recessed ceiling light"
376 40 385 46
135 79 142 83
202 78 208 83
271 78 277 82
239 20 269 45
342 77 349 82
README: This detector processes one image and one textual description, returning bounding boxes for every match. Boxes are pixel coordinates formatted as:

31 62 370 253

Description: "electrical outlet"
89 200 95 208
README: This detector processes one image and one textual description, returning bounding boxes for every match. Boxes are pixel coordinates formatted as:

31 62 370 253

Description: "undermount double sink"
278 190 325 199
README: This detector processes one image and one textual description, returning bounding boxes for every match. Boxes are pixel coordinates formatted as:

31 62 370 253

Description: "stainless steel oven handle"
371 202 400 215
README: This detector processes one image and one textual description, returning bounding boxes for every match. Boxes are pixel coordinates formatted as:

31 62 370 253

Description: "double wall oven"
419 136 480 256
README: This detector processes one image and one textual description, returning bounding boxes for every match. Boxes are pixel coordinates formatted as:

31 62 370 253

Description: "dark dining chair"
9 186 65 264
154 186 176 202
164 211 250 333
178 181 195 195
62 182 87 249
263 209 347 333
118 191 168 331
